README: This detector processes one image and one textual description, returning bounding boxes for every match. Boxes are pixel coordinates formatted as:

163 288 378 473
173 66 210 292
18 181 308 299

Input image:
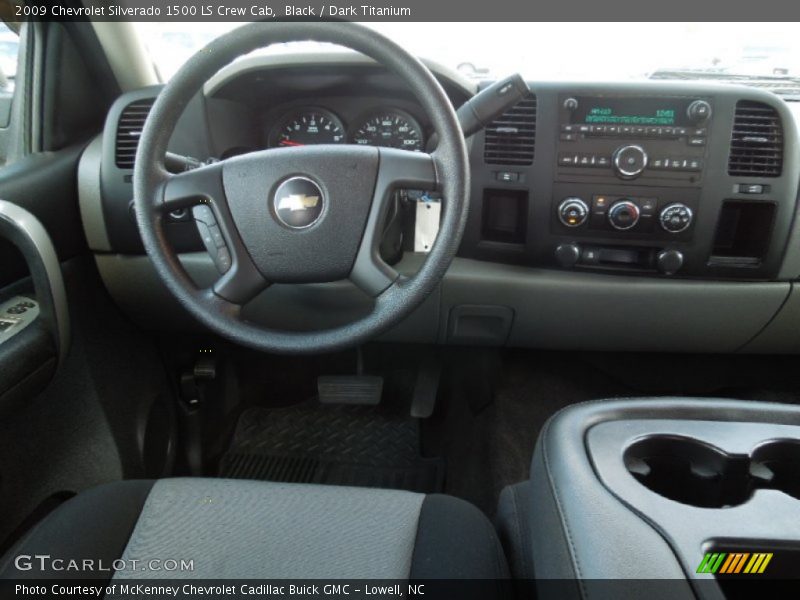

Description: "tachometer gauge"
270 109 346 147
351 110 424 151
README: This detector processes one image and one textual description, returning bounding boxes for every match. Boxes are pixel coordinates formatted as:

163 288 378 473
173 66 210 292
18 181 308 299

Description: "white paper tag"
414 199 441 253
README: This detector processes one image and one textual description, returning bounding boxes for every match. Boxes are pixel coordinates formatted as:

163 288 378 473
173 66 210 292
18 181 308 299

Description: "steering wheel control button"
660 203 693 233
192 205 232 274
192 204 215 225
613 145 648 179
558 197 589 227
608 200 641 230
273 176 324 229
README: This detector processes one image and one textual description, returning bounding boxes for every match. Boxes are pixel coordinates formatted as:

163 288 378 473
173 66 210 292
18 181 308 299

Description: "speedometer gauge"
270 109 346 147
352 110 424 151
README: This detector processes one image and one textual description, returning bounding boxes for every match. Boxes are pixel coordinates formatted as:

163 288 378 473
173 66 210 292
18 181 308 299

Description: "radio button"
667 159 683 170
608 200 641 230
686 159 703 171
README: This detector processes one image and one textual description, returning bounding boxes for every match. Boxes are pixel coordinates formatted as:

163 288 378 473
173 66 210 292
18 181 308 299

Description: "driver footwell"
218 401 445 493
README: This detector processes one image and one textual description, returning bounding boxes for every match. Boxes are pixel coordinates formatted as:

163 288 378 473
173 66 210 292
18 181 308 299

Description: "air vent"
115 98 155 169
484 95 537 166
728 100 783 177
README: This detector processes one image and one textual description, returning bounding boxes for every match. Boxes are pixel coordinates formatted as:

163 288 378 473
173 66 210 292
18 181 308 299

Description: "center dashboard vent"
483 95 537 166
728 100 783 178
115 98 155 169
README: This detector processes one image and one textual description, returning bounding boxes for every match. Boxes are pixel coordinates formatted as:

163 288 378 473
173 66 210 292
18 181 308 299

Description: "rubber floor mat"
219 403 444 493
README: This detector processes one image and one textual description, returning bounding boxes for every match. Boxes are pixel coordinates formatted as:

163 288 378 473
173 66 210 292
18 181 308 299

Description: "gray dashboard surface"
94 252 789 353
81 55 800 353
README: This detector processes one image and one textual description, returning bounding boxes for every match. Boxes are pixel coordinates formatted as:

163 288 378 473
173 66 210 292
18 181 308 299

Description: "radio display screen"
572 97 693 127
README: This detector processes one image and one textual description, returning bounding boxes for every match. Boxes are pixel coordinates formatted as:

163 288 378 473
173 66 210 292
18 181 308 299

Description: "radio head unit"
557 94 712 185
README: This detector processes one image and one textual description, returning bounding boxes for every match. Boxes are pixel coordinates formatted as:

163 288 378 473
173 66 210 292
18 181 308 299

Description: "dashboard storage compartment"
624 436 752 508
710 201 776 265
481 188 528 244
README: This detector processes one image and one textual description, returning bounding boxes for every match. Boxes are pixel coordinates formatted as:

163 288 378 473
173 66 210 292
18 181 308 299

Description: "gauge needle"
279 140 305 147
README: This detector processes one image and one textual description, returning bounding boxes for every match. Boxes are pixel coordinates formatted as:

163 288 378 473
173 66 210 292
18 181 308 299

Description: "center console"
463 81 800 281
499 398 800 600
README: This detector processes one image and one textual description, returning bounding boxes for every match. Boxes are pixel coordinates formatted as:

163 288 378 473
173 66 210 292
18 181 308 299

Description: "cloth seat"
1 478 508 585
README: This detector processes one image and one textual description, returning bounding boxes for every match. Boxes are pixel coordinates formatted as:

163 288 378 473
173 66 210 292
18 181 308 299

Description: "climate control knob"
558 197 589 227
607 200 640 230
612 145 648 179
659 203 693 233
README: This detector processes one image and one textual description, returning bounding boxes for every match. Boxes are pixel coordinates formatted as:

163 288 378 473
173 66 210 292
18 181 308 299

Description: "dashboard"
78 53 800 354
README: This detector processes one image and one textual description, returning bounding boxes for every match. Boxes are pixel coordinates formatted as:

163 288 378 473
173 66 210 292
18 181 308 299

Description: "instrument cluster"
267 106 425 152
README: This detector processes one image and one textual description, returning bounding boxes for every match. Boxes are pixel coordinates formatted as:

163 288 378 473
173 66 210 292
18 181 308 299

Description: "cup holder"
751 439 800 501
624 436 752 508
625 436 800 508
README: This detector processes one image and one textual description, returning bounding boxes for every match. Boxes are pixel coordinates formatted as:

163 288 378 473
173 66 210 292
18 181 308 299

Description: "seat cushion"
1 478 508 581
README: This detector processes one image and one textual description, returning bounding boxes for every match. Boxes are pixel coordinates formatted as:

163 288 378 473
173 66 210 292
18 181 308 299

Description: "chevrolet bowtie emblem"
277 194 320 212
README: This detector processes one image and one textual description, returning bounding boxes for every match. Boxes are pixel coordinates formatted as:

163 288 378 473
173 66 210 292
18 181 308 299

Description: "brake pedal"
318 375 383 406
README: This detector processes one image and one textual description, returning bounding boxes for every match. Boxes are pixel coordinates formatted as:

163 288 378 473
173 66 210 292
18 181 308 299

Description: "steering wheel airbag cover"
223 145 379 283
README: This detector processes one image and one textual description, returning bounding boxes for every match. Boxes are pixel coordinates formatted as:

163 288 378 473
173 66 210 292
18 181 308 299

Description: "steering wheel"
134 22 469 354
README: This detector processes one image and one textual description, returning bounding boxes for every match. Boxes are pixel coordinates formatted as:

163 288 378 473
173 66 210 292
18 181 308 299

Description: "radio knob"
607 200 640 230
687 100 712 122
563 97 579 111
659 203 693 233
557 197 589 227
612 145 648 179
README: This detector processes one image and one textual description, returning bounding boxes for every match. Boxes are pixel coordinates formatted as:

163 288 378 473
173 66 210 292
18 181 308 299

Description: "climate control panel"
551 183 699 242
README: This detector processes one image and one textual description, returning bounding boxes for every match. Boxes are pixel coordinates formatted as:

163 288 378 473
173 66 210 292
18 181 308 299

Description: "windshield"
135 22 800 84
